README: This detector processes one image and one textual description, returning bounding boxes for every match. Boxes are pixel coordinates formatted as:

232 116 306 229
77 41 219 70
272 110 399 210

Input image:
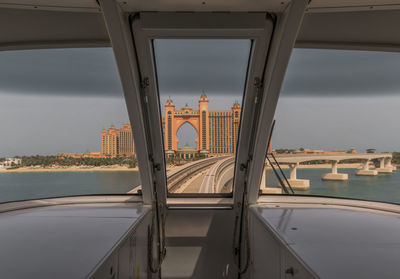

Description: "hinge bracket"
141 77 150 89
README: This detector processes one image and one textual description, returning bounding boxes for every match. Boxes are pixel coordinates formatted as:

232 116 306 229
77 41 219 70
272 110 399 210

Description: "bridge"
265 153 395 190
129 153 395 194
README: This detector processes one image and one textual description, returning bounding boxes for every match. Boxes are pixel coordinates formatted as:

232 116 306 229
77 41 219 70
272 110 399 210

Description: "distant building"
162 94 241 157
0 158 22 168
347 148 357 154
177 145 198 159
366 148 376 153
101 124 135 157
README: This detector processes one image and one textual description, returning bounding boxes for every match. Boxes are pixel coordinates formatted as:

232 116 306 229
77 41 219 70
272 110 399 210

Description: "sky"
1 45 400 157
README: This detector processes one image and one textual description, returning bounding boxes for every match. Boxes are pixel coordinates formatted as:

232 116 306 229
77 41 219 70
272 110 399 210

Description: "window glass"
0 48 141 203
262 48 400 204
153 39 251 194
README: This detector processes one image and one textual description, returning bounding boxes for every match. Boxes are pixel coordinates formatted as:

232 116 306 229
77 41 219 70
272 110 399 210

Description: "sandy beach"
0 166 138 173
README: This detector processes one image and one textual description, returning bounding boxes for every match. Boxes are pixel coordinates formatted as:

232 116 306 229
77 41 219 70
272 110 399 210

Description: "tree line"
392 152 400 164
1 155 138 168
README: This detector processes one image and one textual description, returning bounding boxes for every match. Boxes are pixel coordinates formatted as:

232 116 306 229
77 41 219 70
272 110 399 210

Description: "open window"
132 13 273 197
154 39 250 194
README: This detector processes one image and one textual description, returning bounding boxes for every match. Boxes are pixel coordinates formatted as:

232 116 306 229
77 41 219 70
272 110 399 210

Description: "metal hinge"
254 77 263 104
141 77 150 104
254 77 263 90
141 77 150 89
148 155 161 172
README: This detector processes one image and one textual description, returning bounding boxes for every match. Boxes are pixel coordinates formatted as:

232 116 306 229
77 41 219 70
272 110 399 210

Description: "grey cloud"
282 48 400 96
153 39 251 96
0 48 123 97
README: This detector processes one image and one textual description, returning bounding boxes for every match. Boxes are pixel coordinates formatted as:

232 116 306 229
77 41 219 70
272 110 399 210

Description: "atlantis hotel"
101 95 241 158
101 124 135 157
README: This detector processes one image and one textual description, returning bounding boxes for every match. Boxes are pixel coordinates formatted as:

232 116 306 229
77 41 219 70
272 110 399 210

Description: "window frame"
131 12 274 202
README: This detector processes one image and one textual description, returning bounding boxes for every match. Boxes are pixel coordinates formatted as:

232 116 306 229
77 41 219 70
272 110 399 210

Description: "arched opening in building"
176 122 198 149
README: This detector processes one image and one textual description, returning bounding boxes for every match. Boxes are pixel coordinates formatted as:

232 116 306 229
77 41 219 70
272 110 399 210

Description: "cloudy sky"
0 44 400 157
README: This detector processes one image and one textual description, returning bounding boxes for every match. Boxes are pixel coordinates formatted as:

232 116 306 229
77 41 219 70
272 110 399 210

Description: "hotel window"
153 39 251 195
0 48 141 203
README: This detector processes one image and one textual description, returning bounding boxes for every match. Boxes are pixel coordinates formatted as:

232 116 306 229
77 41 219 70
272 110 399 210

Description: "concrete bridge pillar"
355 160 377 176
260 163 282 194
289 163 297 180
332 161 338 174
322 160 348 181
376 157 393 174
380 158 385 169
286 163 309 191
384 157 396 171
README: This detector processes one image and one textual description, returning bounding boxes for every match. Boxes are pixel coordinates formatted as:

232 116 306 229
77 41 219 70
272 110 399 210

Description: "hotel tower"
162 94 241 157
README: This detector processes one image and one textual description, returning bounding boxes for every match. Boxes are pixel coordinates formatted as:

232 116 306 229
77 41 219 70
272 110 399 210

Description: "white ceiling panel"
0 8 109 50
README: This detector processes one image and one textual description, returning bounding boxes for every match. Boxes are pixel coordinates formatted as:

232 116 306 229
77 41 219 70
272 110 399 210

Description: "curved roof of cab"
1 0 400 52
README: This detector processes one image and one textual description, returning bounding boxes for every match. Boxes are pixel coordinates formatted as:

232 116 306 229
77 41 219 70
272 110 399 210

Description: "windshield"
0 48 141 203
153 39 251 195
261 48 400 204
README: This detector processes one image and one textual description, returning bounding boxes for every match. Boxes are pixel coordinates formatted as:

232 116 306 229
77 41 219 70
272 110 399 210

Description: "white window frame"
131 12 274 205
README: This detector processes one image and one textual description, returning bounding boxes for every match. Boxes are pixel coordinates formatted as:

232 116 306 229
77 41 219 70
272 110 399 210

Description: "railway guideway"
199 156 235 193
129 156 227 194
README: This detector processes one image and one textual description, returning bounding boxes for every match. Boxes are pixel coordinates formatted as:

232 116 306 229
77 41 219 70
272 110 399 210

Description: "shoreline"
0 166 138 173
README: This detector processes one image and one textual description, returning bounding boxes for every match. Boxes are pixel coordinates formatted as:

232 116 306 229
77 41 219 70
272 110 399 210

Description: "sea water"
1 168 399 204
0 171 141 203
265 168 400 204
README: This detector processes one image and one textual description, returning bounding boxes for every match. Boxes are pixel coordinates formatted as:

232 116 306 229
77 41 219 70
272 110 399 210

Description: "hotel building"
101 95 271 158
162 94 241 157
101 124 135 157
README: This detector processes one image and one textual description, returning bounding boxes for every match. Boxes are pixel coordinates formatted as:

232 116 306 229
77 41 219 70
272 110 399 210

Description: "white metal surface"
252 205 400 278
0 203 149 279
248 208 315 279
0 195 143 214
247 0 309 204
2 1 400 51
258 195 400 214
2 0 400 13
99 0 155 205
0 8 109 50
297 9 400 52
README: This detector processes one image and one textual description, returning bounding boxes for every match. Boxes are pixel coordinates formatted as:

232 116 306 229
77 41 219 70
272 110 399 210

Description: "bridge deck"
273 153 392 164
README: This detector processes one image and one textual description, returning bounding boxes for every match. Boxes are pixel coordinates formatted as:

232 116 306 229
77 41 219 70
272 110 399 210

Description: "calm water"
1 169 399 204
266 168 400 204
0 171 141 203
